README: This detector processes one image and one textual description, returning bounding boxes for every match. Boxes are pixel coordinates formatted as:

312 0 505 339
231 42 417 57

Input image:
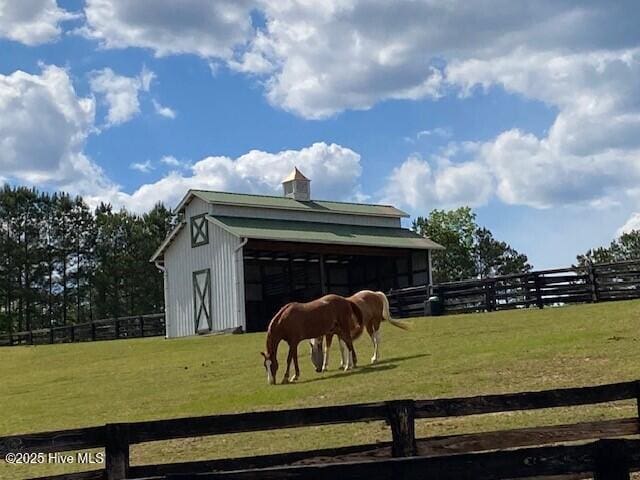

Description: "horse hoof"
281 377 290 384
289 375 298 382
371 357 378 364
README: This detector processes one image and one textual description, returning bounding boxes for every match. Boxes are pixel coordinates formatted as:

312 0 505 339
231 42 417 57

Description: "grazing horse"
310 290 409 372
261 294 363 385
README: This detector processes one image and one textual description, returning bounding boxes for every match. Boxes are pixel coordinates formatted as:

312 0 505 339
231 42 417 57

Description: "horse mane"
265 303 292 356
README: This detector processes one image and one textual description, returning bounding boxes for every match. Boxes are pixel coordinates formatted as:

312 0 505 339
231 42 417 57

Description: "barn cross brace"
190 214 209 247
192 269 211 331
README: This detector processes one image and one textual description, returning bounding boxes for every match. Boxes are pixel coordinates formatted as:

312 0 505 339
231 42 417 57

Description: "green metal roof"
182 190 409 218
211 216 444 250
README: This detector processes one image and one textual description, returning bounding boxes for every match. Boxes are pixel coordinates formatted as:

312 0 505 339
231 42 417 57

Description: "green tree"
577 230 640 266
413 207 531 283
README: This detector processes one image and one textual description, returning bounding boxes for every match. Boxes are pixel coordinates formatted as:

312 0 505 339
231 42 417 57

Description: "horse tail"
376 291 410 330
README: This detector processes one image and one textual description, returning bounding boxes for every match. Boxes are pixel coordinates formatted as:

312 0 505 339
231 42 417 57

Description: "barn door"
193 269 212 333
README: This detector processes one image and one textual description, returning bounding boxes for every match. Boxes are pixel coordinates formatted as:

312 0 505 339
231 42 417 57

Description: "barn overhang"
204 215 444 251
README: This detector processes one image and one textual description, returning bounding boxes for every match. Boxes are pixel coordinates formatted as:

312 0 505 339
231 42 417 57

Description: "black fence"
388 259 640 318
1 379 638 480
0 313 165 347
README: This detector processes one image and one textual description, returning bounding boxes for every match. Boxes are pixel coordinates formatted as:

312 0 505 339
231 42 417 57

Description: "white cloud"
617 213 640 236
382 151 493 211
238 1 638 118
152 99 176 119
89 67 154 126
103 142 363 213
159 155 183 167
417 128 452 139
0 0 78 45
130 160 154 173
0 65 100 187
81 0 257 59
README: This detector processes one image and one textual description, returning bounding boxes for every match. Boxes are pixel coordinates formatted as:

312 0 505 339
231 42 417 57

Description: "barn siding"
165 198 245 338
209 204 401 228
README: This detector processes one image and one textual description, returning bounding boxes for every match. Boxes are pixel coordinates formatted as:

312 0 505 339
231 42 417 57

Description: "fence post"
139 316 144 337
115 319 120 339
28 330 34 345
105 423 130 480
588 263 600 303
534 273 544 309
593 439 630 480
386 400 416 457
91 322 96 341
49 327 54 344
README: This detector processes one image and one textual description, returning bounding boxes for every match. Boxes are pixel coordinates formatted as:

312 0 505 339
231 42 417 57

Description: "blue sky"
1 1 640 269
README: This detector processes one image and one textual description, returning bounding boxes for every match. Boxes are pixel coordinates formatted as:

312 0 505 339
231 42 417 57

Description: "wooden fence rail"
0 313 165 347
156 438 640 480
388 259 640 318
1 379 639 480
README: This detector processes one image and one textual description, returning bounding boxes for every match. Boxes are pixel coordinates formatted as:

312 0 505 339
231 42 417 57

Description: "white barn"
150 168 443 338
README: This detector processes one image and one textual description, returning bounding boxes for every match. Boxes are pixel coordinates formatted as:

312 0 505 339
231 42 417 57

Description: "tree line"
2 183 637 334
0 185 173 334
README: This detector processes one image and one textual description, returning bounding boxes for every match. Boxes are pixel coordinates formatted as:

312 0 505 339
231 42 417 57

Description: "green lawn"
2 300 640 479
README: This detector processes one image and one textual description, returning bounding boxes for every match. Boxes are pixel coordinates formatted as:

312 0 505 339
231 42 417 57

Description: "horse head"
309 338 324 372
260 352 278 385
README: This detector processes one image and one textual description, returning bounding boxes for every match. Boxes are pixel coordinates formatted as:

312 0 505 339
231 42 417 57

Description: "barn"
150 168 443 337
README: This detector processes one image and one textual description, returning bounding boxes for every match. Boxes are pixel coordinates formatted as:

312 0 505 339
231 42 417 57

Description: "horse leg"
365 321 377 364
338 338 347 369
371 328 381 364
282 346 294 384
341 336 357 371
323 334 333 372
290 343 300 383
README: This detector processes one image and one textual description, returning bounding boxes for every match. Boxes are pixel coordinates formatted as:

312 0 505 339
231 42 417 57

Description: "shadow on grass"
374 353 431 365
297 353 430 384
299 363 398 383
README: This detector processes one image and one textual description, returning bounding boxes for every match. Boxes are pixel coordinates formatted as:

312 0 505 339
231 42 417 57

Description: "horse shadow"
374 352 431 365
298 352 430 383
299 363 397 383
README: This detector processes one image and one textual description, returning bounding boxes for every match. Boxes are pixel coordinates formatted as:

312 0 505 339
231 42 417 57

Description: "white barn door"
193 269 212 333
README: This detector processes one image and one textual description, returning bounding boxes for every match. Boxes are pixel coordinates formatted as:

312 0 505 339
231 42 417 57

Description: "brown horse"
310 290 409 371
261 294 363 385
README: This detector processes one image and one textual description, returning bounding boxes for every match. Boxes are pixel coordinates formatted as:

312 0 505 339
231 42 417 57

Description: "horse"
260 294 363 385
310 290 409 372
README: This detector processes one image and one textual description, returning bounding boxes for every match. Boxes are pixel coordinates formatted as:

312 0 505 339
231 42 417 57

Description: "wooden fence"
1 379 639 480
0 313 165 347
388 258 640 318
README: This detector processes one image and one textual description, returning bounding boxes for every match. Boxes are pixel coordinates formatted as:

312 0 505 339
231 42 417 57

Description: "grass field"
2 300 640 479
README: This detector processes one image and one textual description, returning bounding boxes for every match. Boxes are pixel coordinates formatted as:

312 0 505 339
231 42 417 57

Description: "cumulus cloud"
81 0 257 59
104 142 363 213
89 67 154 126
382 150 493 212
0 0 78 45
446 49 640 209
0 65 101 188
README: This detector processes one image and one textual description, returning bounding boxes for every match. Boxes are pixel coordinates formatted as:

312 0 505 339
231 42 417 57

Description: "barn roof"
208 216 444 250
175 189 408 218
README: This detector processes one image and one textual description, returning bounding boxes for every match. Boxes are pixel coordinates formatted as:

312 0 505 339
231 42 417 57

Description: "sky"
1 1 640 269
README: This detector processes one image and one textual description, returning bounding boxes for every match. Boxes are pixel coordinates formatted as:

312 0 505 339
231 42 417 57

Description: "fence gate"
193 269 212 333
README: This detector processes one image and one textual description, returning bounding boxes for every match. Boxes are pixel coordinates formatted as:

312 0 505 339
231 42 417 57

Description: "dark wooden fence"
0 313 165 347
388 259 640 318
1 379 639 480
